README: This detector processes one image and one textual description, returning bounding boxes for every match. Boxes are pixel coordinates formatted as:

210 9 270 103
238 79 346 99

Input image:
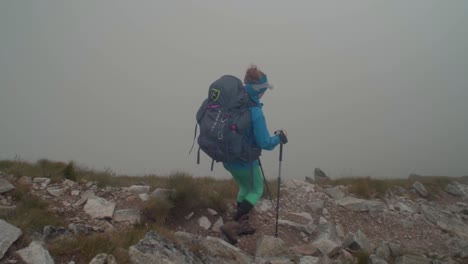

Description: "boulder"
412 181 428 197
149 188 175 199
16 241 54 264
314 168 330 182
129 231 202 264
0 177 15 194
0 220 22 260
83 197 115 219
342 230 371 253
445 182 466 197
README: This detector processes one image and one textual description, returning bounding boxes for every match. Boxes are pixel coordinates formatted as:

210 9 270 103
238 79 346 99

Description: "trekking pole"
258 158 274 207
274 143 284 238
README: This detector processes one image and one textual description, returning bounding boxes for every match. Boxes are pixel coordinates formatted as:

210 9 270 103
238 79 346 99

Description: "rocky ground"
1 172 468 264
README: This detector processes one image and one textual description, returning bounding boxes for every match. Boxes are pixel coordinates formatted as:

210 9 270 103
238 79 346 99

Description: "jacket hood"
244 75 273 105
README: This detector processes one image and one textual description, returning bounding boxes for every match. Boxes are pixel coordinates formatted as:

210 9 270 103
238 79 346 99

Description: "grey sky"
1 1 467 179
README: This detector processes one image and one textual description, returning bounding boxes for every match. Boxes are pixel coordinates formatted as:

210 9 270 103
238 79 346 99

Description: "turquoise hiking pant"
223 162 263 206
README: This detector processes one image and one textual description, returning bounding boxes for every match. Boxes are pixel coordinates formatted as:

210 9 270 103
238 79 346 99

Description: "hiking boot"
220 221 240 245
238 217 256 236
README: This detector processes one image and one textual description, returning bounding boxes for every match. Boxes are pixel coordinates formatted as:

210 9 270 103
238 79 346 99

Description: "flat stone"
278 219 315 235
46 186 68 197
199 236 252 264
16 241 54 264
70 190 80 196
207 208 218 216
324 186 345 199
336 197 384 212
83 197 115 219
0 178 15 194
291 244 320 256
0 220 22 259
306 200 325 214
113 209 141 224
311 237 341 257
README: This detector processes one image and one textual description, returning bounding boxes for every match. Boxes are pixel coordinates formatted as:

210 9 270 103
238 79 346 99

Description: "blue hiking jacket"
224 75 281 170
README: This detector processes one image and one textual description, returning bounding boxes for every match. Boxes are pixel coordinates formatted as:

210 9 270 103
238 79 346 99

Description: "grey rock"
46 186 68 197
73 190 96 207
33 178 50 189
457 244 468 258
198 236 252 264
43 226 69 241
388 242 402 257
68 223 94 235
129 231 202 264
113 209 141 224
314 168 330 182
305 176 315 184
89 253 117 264
185 212 194 220
16 241 54 264
319 217 328 224
445 182 466 197
394 202 414 213
288 212 313 222
278 219 315 235
412 181 428 197
336 197 385 212
198 216 211 230
138 193 149 201
0 177 15 194
324 186 345 200
401 219 414 228
84 197 115 219
255 257 295 264
70 190 80 196
310 237 340 257
212 217 223 232
173 231 197 246
0 220 22 260
207 208 218 216
369 254 388 264
149 188 175 199
342 230 371 253
395 254 431 264
127 185 150 195
255 235 291 258
306 200 325 214
375 242 391 260
299 256 320 264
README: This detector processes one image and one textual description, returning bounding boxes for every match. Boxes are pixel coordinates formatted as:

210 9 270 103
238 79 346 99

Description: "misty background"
1 1 467 179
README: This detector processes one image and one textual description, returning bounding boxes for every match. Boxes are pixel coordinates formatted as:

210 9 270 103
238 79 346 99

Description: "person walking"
220 65 288 244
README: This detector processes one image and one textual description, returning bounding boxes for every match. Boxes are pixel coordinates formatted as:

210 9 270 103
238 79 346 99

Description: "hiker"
220 65 288 244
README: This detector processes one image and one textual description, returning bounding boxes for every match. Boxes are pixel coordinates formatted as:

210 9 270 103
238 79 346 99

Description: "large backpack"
192 75 261 168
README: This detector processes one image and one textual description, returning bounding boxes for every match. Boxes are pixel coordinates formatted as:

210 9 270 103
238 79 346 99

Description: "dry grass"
47 224 173 263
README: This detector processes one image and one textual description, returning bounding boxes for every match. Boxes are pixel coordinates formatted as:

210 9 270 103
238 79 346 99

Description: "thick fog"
1 1 467 179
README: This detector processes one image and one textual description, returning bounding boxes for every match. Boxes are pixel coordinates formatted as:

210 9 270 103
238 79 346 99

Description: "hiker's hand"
275 130 288 144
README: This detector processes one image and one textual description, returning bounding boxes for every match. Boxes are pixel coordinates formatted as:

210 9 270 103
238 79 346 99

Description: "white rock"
46 186 68 197
84 197 116 219
319 216 328 224
185 212 194 220
70 190 80 196
0 220 22 259
16 241 54 264
198 216 211 230
0 178 15 194
89 253 117 264
138 193 149 201
207 208 218 216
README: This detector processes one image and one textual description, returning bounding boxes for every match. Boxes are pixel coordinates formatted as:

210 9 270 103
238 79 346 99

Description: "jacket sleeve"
250 107 281 151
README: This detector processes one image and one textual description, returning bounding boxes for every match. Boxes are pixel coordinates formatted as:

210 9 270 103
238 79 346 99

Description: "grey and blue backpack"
191 75 261 169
